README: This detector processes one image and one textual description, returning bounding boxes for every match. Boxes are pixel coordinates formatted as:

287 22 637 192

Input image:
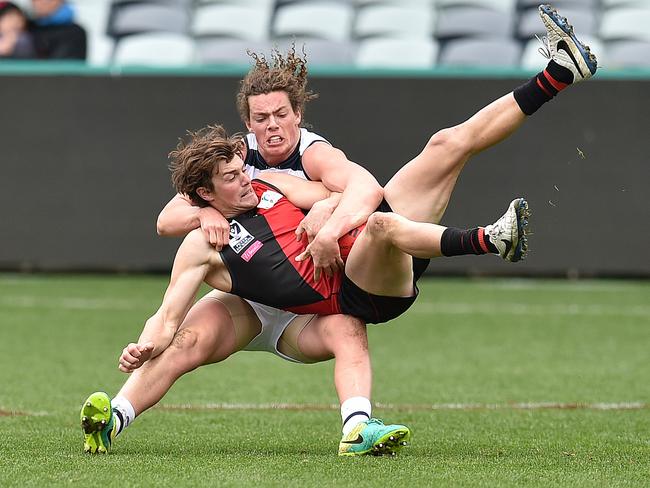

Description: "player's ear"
196 187 214 202
295 110 302 125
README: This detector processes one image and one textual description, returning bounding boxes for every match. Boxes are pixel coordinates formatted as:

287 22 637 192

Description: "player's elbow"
367 184 384 206
156 215 177 237
156 218 168 236
352 175 383 208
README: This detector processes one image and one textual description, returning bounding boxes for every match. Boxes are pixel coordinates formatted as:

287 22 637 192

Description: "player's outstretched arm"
157 193 230 249
118 230 216 373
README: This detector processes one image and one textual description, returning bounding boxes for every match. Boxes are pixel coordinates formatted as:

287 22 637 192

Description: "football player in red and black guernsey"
156 125 528 327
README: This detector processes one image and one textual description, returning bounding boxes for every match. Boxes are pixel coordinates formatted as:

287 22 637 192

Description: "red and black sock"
441 227 498 257
513 60 574 115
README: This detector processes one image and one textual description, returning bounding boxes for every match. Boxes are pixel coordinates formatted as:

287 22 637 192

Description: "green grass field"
1 274 649 487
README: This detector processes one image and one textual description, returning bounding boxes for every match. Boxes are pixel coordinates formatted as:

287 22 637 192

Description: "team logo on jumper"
229 220 255 254
257 190 282 209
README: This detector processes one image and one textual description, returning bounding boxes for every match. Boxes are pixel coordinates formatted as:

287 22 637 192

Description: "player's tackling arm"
157 194 230 249
258 172 338 210
118 230 218 373
299 143 383 278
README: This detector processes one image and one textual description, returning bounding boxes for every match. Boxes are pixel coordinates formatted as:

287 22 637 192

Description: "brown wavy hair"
169 125 244 206
236 44 318 124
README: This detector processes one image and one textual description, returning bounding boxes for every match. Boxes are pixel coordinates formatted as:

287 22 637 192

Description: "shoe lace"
535 34 551 60
487 217 506 239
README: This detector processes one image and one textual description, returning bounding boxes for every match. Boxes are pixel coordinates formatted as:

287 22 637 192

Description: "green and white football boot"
80 391 116 454
338 418 411 457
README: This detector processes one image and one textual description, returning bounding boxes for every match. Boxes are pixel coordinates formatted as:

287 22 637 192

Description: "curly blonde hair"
236 45 318 124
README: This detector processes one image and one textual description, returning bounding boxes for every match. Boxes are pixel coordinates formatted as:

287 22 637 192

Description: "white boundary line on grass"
158 401 650 412
2 402 646 417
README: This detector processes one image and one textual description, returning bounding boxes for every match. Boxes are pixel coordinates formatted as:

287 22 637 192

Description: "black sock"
441 227 497 257
513 60 574 115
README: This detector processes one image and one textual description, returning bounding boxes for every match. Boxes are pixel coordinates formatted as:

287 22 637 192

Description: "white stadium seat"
272 2 354 42
356 38 438 69
113 32 195 66
354 4 436 39
438 37 521 67
192 4 272 41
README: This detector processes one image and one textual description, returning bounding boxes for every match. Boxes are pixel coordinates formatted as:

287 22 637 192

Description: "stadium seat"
274 37 356 66
354 4 436 39
191 4 273 41
272 2 354 42
605 40 650 67
108 2 191 38
601 0 650 7
517 7 597 39
356 38 438 69
196 0 275 5
437 0 516 13
275 0 353 5
519 35 603 70
112 32 195 66
70 0 111 36
436 6 515 39
110 0 193 4
438 37 521 67
353 0 435 5
86 35 115 66
600 7 650 41
68 0 113 65
517 0 599 7
195 38 269 65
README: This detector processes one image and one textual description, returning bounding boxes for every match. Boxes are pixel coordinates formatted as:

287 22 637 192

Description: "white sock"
111 395 136 436
341 396 371 435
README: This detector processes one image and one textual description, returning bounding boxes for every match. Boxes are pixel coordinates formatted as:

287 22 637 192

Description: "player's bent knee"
167 327 211 371
366 212 399 240
427 127 471 160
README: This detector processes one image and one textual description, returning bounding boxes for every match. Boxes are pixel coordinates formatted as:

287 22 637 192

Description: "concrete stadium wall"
1 74 648 276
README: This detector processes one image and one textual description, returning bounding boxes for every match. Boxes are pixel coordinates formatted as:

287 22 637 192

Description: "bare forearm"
136 313 178 359
320 175 383 239
157 195 201 236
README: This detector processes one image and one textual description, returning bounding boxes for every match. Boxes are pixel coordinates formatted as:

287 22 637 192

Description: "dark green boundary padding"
0 60 649 79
